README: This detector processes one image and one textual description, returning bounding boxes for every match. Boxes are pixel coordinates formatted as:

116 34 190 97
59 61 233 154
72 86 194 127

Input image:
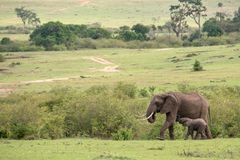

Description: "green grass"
1 44 240 92
0 139 239 160
0 0 240 27
0 34 29 41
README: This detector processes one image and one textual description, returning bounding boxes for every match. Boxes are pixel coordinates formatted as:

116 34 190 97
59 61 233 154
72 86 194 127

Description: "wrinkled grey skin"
145 92 212 140
178 117 207 140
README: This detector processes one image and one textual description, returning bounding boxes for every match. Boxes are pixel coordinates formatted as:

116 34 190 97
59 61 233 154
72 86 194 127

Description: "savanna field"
1 0 240 160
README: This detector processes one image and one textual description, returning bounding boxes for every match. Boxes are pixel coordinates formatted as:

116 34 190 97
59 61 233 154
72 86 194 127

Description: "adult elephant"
145 92 212 140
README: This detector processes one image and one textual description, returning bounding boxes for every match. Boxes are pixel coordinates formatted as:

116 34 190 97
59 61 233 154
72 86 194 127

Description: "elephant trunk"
146 103 156 123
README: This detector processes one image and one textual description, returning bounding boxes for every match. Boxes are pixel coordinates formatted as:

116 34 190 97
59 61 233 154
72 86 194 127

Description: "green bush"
1 37 11 45
203 18 224 37
112 128 133 140
139 88 149 97
114 82 138 99
1 84 240 139
193 60 203 71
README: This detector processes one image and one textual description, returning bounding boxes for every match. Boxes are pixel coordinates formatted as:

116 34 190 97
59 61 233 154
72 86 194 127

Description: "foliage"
179 0 207 35
112 128 133 140
188 30 202 41
1 84 240 140
1 37 11 45
193 60 203 71
131 24 150 40
30 21 76 50
15 6 41 27
203 18 224 37
118 30 145 41
114 82 138 99
169 4 188 37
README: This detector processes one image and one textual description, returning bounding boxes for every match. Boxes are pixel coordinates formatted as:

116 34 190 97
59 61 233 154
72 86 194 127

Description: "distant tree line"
0 3 239 52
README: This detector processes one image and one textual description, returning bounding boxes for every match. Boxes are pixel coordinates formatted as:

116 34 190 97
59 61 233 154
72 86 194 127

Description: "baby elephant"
178 117 207 140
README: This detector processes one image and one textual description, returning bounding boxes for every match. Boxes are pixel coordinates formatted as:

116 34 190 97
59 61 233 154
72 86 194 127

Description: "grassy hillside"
0 0 240 27
1 44 240 93
0 139 240 160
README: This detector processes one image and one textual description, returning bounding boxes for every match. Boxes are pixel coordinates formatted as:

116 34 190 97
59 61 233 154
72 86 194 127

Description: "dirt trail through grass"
83 56 120 72
0 56 119 94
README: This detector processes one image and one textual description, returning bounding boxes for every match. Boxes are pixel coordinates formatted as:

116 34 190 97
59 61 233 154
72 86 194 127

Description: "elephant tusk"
135 113 146 118
141 112 154 120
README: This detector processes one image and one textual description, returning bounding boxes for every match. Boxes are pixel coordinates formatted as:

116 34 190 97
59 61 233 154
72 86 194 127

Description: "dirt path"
0 57 119 93
83 56 113 65
83 56 120 72
100 66 120 73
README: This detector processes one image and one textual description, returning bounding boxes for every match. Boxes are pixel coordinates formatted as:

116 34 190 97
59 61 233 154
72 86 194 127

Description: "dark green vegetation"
0 83 240 140
0 139 240 160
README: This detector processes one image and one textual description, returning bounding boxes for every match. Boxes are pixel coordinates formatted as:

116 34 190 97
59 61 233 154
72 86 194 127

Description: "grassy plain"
0 0 240 27
1 44 240 93
0 138 240 160
0 45 240 90
0 34 29 41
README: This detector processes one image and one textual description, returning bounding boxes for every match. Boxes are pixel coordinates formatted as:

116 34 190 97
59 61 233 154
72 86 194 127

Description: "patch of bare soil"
21 76 80 84
83 56 120 73
0 88 15 94
83 56 113 65
79 0 91 6
100 66 120 72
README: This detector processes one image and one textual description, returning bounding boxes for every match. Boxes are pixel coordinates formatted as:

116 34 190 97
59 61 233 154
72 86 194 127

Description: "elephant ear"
160 94 178 114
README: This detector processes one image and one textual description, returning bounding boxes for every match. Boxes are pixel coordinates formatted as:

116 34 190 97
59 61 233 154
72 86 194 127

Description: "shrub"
188 30 202 42
112 128 133 140
1 37 11 45
202 18 224 37
139 88 149 97
114 82 138 99
193 60 203 71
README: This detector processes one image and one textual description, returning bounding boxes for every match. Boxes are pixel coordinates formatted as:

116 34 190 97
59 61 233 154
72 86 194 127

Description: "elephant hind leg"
168 124 175 140
205 125 212 139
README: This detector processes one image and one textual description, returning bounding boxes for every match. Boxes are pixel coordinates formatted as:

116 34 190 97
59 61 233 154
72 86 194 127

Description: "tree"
118 30 144 41
169 4 188 38
216 2 227 27
131 24 150 40
15 7 41 27
131 24 150 35
30 22 75 50
179 0 207 36
233 7 240 23
202 18 223 37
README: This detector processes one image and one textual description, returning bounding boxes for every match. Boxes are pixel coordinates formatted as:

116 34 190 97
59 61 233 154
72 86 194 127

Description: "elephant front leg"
159 121 171 140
